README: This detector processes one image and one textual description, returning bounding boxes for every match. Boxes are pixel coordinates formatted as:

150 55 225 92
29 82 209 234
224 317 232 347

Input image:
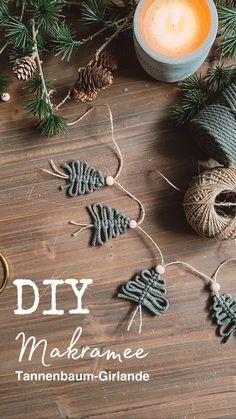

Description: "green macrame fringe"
118 268 169 316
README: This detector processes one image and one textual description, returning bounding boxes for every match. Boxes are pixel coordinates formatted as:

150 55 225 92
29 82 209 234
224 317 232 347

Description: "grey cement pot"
133 0 218 83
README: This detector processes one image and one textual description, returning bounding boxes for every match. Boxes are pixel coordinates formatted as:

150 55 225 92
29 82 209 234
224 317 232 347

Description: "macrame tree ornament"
42 105 126 197
163 258 236 344
118 267 169 334
70 203 131 246
210 259 236 343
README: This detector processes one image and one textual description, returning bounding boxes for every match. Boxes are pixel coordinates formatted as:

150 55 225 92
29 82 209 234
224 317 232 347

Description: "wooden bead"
155 265 165 275
1 92 10 102
105 176 114 186
210 282 221 294
129 219 137 229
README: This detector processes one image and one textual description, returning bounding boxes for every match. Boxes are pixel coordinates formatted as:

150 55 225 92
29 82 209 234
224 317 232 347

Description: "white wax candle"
143 0 211 57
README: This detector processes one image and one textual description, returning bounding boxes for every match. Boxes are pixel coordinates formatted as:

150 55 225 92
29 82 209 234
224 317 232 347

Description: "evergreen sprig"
217 2 236 57
40 113 67 136
205 63 236 91
32 0 64 31
51 23 81 61
80 0 108 23
0 0 134 135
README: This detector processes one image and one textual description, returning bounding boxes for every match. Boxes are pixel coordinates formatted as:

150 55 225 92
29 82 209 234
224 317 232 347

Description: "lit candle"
133 0 218 82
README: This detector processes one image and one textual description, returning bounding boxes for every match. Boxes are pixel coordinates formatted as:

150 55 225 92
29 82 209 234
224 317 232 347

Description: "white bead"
129 219 137 229
155 265 165 275
210 282 221 294
1 92 10 102
105 176 114 186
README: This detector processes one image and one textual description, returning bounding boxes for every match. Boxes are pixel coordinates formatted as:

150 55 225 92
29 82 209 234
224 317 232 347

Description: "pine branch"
218 6 236 34
217 4 236 57
0 0 10 25
51 23 81 61
25 74 54 95
172 61 236 126
205 63 236 92
55 6 134 110
31 19 52 107
91 6 134 63
80 0 107 24
221 34 236 57
31 0 64 31
5 18 31 50
40 113 67 136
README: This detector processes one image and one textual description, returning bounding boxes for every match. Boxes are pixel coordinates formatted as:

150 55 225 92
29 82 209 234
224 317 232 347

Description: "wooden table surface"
0 34 235 419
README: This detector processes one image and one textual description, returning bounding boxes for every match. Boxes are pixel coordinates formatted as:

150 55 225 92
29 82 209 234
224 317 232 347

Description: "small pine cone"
77 64 113 92
13 56 37 81
73 88 97 103
95 50 118 72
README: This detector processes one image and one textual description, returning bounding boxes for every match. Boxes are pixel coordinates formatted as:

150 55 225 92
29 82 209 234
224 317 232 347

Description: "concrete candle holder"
133 0 218 83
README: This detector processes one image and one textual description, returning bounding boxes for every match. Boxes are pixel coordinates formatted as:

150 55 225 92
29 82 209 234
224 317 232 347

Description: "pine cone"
72 64 113 103
73 88 97 103
77 64 113 92
13 56 37 81
95 50 118 72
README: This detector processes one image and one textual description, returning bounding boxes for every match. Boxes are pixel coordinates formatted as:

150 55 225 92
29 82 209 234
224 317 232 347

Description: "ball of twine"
183 167 236 240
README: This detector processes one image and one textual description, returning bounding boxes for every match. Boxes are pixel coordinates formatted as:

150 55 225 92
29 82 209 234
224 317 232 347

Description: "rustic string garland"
42 104 236 341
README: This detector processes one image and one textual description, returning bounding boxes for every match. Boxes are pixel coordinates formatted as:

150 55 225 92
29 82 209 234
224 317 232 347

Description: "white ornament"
106 176 114 186
1 92 10 102
129 219 137 229
155 265 165 275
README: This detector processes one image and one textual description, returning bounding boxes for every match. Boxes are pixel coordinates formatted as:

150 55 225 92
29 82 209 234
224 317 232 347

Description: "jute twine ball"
183 167 236 240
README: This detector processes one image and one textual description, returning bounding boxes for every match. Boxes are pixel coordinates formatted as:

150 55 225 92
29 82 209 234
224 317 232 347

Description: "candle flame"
171 8 181 27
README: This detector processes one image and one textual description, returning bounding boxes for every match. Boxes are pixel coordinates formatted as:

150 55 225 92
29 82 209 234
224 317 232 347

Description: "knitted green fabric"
191 82 236 167
213 293 236 343
62 160 105 196
118 268 169 316
88 203 130 246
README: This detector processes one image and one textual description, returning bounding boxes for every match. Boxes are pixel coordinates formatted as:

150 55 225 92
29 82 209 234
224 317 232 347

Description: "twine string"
152 170 182 192
212 257 236 283
68 104 123 179
137 225 165 266
164 257 236 286
114 180 145 225
41 159 69 179
69 222 93 238
127 304 143 334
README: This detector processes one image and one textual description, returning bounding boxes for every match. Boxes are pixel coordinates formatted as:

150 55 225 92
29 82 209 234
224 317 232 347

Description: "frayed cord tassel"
127 304 143 334
69 221 93 238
